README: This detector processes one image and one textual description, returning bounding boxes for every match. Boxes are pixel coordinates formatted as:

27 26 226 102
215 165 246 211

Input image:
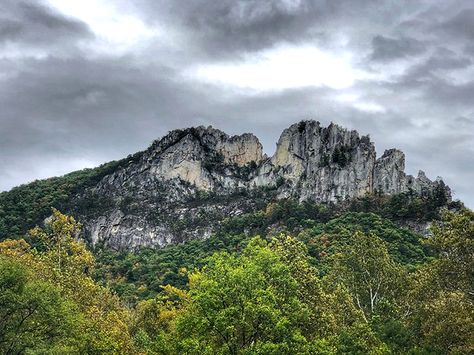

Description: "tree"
131 285 189 354
407 209 474 353
427 208 474 298
0 210 133 354
270 235 363 339
334 322 389 355
417 291 474 354
174 237 311 354
0 256 80 354
330 232 406 322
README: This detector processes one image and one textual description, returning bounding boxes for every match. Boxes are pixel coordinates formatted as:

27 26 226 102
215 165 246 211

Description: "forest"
1 201 473 354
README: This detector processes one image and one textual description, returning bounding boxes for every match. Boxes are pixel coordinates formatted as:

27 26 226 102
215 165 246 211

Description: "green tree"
0 210 133 354
330 232 406 322
270 235 363 339
428 208 474 298
334 323 389 355
407 209 474 353
0 256 80 354
174 237 311 354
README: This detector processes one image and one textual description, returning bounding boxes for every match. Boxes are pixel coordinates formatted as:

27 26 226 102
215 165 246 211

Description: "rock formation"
253 121 376 201
69 121 449 249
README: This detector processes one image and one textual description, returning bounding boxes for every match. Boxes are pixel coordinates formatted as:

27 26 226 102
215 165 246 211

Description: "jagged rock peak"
146 125 264 167
260 120 376 201
373 149 406 194
80 120 451 249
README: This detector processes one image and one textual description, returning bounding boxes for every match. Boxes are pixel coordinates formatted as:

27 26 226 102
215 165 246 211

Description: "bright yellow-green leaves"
0 209 133 354
329 231 407 321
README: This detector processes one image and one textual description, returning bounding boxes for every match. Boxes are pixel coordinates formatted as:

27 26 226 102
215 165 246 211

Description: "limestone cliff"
68 121 450 250
253 121 376 202
373 148 447 196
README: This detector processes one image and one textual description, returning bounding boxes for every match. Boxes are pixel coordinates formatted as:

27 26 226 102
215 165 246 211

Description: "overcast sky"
0 0 473 207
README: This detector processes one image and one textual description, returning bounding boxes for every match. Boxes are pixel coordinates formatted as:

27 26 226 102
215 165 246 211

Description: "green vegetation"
0 210 133 354
0 257 78 353
94 209 428 304
1 208 472 354
0 157 137 239
0 139 454 246
331 145 353 167
0 196 471 353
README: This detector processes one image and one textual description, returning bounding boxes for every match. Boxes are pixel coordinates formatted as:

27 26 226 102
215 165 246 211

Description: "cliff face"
70 121 450 250
253 121 376 201
373 148 447 196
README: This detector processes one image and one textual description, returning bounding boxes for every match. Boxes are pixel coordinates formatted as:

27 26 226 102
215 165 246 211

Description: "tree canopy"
1 207 472 354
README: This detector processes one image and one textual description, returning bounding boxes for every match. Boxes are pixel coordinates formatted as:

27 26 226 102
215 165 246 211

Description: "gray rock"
70 121 449 250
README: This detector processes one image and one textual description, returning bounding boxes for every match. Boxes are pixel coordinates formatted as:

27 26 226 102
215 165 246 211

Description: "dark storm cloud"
370 35 426 62
133 0 324 55
0 57 192 158
172 0 322 53
0 54 212 190
383 47 474 110
0 0 92 45
435 8 474 39
0 0 473 207
131 0 423 58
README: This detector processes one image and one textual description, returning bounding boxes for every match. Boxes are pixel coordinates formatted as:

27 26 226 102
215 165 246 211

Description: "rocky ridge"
72 121 450 249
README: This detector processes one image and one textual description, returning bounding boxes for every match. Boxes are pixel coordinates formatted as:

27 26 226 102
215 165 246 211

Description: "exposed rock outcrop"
373 148 447 197
254 121 376 202
69 121 450 250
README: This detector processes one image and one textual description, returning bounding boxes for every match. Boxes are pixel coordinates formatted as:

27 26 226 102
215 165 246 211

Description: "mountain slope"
0 120 451 249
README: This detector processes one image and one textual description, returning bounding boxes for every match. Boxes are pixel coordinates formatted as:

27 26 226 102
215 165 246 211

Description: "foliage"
174 238 310 353
0 210 133 354
427 208 474 298
331 145 353 167
0 256 79 354
347 189 458 222
328 232 407 321
299 212 427 268
407 208 474 354
1 205 472 354
0 160 125 240
94 209 428 304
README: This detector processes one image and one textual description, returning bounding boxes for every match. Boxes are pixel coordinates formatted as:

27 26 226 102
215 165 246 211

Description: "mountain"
0 120 451 249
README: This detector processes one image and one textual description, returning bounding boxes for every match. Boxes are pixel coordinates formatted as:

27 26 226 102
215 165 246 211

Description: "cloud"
370 35 426 62
0 0 91 47
435 8 474 39
187 45 366 91
0 0 473 208
132 0 325 56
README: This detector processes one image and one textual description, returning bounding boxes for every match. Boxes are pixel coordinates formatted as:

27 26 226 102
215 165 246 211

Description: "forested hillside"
0 153 143 240
2 0 474 352
1 200 472 354
0 122 453 251
0 123 469 354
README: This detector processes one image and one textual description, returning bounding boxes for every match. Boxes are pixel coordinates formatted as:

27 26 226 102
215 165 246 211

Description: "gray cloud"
0 0 92 46
435 8 474 39
132 0 324 56
130 0 426 58
0 0 473 207
370 35 426 61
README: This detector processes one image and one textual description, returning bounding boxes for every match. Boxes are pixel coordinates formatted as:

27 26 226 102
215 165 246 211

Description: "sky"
0 0 473 207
